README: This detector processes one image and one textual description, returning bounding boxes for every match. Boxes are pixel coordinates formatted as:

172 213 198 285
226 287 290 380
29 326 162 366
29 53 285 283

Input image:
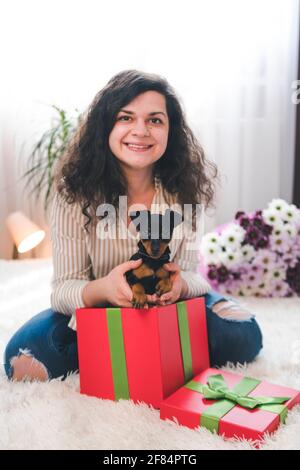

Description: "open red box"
76 297 210 409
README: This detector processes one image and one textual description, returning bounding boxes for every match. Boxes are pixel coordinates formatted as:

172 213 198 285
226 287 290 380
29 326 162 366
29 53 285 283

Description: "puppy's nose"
151 240 160 255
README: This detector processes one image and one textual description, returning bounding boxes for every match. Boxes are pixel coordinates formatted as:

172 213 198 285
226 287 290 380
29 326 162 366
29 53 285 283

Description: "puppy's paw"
131 293 148 309
155 278 172 297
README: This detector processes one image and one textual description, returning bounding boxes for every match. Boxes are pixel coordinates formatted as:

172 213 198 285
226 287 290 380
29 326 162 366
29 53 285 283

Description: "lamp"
5 211 45 259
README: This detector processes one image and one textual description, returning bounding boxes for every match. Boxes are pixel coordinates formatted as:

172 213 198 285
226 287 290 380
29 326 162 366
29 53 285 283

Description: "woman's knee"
3 308 75 381
9 353 49 382
207 309 263 367
238 318 263 362
4 335 51 382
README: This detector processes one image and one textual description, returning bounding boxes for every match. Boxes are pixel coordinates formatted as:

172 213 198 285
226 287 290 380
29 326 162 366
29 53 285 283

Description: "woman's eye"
118 116 131 121
117 116 163 124
150 118 162 124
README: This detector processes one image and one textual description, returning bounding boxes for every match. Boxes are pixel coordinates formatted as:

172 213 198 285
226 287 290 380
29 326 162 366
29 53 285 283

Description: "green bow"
185 374 291 433
186 374 290 409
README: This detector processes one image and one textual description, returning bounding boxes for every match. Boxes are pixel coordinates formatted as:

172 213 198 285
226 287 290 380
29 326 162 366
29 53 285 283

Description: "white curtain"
0 0 299 258
192 0 300 232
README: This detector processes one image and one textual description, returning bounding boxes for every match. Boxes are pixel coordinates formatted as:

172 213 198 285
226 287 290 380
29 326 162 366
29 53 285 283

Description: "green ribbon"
106 308 130 400
106 301 194 400
176 301 193 382
185 374 291 433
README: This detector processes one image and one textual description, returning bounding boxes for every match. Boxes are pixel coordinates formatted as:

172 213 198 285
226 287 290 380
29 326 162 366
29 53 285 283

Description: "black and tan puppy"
125 209 183 308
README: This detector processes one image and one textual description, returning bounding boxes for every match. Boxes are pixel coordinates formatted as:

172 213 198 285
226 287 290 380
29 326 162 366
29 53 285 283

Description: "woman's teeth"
125 143 153 152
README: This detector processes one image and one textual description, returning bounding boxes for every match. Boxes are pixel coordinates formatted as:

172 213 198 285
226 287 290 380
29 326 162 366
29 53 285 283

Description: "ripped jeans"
3 290 263 381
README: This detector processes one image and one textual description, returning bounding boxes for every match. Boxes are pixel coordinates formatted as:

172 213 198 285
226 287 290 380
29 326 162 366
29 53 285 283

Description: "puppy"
125 209 183 308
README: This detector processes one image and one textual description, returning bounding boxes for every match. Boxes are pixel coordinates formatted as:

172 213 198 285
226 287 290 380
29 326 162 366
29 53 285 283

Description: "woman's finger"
163 262 181 273
121 277 136 300
146 294 157 304
160 292 172 302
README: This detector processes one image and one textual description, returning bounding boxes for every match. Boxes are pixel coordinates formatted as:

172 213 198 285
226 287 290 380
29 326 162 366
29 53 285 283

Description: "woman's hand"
149 262 187 306
103 259 154 308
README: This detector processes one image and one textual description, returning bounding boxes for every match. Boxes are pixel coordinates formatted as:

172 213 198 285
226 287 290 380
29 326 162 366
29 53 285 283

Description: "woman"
4 70 263 382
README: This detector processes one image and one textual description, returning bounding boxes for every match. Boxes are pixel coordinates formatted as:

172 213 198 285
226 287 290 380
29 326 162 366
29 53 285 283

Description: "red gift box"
76 297 210 409
160 367 300 443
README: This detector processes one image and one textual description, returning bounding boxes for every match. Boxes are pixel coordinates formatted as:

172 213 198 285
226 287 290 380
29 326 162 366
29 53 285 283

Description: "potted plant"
23 104 81 210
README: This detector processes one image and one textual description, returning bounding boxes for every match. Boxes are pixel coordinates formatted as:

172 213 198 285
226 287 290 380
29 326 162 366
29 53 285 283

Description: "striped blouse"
50 177 211 330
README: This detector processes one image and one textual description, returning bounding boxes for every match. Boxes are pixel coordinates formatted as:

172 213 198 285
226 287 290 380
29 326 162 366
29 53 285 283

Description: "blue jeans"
3 291 263 381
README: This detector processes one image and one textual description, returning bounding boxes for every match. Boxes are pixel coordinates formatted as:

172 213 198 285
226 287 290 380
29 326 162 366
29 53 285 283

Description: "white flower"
262 208 284 228
253 281 271 297
241 244 255 262
200 231 224 264
268 198 290 214
231 224 246 234
269 280 290 297
264 266 286 283
272 225 285 237
200 242 223 264
282 223 297 238
201 232 222 247
282 204 300 225
219 224 245 250
269 234 291 254
267 198 300 225
252 249 277 267
243 269 264 288
219 249 243 268
242 285 257 296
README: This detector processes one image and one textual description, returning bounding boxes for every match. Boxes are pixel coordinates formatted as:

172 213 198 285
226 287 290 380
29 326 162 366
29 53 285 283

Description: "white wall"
0 0 299 259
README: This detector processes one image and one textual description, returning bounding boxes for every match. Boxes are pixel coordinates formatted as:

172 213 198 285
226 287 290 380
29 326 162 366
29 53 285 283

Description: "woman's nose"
131 119 150 136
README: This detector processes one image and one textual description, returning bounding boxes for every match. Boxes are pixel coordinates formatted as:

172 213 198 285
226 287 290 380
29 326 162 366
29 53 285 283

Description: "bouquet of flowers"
199 199 300 297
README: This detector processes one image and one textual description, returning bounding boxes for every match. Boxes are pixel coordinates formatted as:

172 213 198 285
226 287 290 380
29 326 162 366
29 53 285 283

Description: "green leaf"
22 104 80 207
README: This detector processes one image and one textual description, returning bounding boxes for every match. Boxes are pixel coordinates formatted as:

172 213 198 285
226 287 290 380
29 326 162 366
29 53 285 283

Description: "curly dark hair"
55 69 219 231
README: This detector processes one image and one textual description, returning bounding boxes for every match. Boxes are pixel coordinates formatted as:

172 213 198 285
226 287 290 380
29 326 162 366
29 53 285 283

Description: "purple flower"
245 227 260 246
240 217 251 229
207 265 218 281
252 216 264 229
238 212 274 249
261 224 273 236
217 265 230 283
201 200 300 298
235 211 246 220
232 271 241 280
235 211 251 230
256 237 269 249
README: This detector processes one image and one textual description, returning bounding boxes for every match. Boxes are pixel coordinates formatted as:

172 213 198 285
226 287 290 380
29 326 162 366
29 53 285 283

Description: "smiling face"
108 90 169 171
